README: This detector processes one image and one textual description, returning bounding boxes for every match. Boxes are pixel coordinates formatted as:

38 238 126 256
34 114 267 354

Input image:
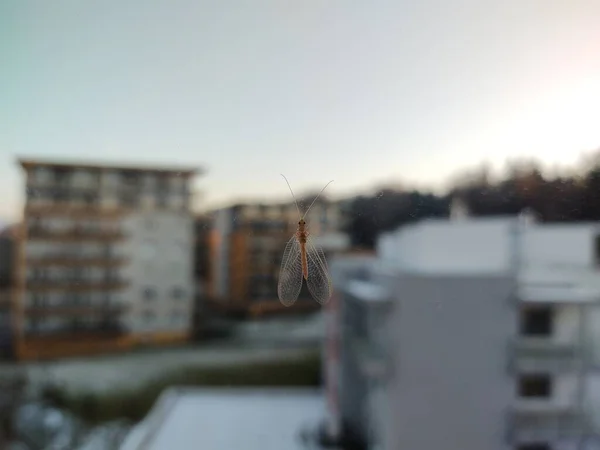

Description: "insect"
278 174 334 306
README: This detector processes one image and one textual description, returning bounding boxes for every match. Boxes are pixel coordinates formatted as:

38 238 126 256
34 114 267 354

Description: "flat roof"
345 280 390 303
120 388 325 450
17 157 202 176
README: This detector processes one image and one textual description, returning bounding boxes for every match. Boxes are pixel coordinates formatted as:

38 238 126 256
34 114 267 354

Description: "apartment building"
15 158 200 360
328 212 600 450
0 226 15 359
208 199 348 317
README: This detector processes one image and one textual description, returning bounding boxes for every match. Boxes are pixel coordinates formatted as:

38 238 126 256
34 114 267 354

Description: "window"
520 306 553 336
518 374 552 398
143 287 156 301
32 294 45 307
142 310 156 322
172 287 185 300
517 444 551 450
156 194 167 208
170 310 185 323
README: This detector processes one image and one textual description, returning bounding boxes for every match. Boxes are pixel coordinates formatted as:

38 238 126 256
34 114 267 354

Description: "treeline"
344 152 600 248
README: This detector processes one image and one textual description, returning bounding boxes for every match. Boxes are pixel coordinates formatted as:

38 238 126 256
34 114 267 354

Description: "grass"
40 350 322 424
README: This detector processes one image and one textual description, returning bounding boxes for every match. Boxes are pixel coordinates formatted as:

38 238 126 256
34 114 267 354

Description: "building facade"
15 158 200 360
208 199 349 316
329 214 600 450
0 226 15 359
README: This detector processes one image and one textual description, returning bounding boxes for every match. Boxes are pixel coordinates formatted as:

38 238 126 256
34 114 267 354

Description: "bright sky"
2 1 600 221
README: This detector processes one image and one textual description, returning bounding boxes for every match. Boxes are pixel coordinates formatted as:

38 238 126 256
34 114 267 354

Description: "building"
0 226 16 359
208 199 349 317
14 158 201 360
328 214 600 450
191 214 211 339
120 387 325 450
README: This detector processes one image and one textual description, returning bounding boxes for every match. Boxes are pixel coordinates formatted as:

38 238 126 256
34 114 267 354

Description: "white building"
120 387 325 450
328 212 600 450
16 158 201 360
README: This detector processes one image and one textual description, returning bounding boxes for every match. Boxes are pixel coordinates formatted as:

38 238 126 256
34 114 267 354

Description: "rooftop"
17 157 202 176
120 387 325 450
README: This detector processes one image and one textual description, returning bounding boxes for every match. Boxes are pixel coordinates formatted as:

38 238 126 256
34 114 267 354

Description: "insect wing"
305 237 332 304
277 236 303 306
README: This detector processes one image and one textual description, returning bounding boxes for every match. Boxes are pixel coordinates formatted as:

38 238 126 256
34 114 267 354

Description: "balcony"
23 323 125 340
517 265 600 304
0 290 12 307
26 278 129 292
27 227 126 242
508 337 582 373
27 254 129 267
506 406 592 443
24 303 128 317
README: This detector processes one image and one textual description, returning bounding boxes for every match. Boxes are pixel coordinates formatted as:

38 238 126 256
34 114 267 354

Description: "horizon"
3 1 600 220
1 148 597 224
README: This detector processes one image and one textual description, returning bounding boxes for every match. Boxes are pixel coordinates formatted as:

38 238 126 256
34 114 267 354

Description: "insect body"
278 175 334 306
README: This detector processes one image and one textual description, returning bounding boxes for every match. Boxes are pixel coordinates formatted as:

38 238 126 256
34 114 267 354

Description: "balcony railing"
27 227 126 241
506 407 592 443
24 303 128 317
27 254 129 267
26 278 129 291
507 337 582 373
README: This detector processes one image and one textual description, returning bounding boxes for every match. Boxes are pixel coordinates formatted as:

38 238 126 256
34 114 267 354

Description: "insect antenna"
280 174 302 219
301 180 334 220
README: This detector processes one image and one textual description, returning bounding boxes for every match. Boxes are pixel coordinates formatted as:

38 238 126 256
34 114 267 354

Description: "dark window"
520 306 553 336
83 193 97 205
156 193 167 208
172 287 185 300
143 287 156 301
32 294 44 307
517 444 551 450
518 374 552 398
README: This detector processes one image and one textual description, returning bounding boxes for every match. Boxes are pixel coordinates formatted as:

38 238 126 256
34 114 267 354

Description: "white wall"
377 218 517 275
379 218 600 288
122 211 194 333
554 304 582 344
213 208 233 298
521 224 598 269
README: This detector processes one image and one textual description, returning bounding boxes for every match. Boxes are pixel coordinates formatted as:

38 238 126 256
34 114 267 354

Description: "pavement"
0 312 326 395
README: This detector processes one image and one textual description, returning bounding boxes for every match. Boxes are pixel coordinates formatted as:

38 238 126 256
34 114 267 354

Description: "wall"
212 208 233 298
385 273 515 450
378 219 600 277
521 224 598 268
122 211 194 335
378 218 517 275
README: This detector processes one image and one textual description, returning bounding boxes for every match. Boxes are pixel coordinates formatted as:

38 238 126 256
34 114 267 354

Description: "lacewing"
277 174 334 306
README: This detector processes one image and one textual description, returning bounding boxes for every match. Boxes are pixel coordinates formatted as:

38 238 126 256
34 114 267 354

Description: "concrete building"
120 387 325 450
15 158 201 360
0 226 16 359
208 200 349 317
327 213 600 450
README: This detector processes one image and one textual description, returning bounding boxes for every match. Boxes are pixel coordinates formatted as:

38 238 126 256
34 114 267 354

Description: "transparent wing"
277 236 303 307
305 236 332 305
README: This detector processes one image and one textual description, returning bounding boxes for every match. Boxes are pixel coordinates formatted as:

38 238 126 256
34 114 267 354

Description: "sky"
2 1 600 221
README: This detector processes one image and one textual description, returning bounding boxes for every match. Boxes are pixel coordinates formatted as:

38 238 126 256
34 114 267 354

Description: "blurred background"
2 1 600 449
